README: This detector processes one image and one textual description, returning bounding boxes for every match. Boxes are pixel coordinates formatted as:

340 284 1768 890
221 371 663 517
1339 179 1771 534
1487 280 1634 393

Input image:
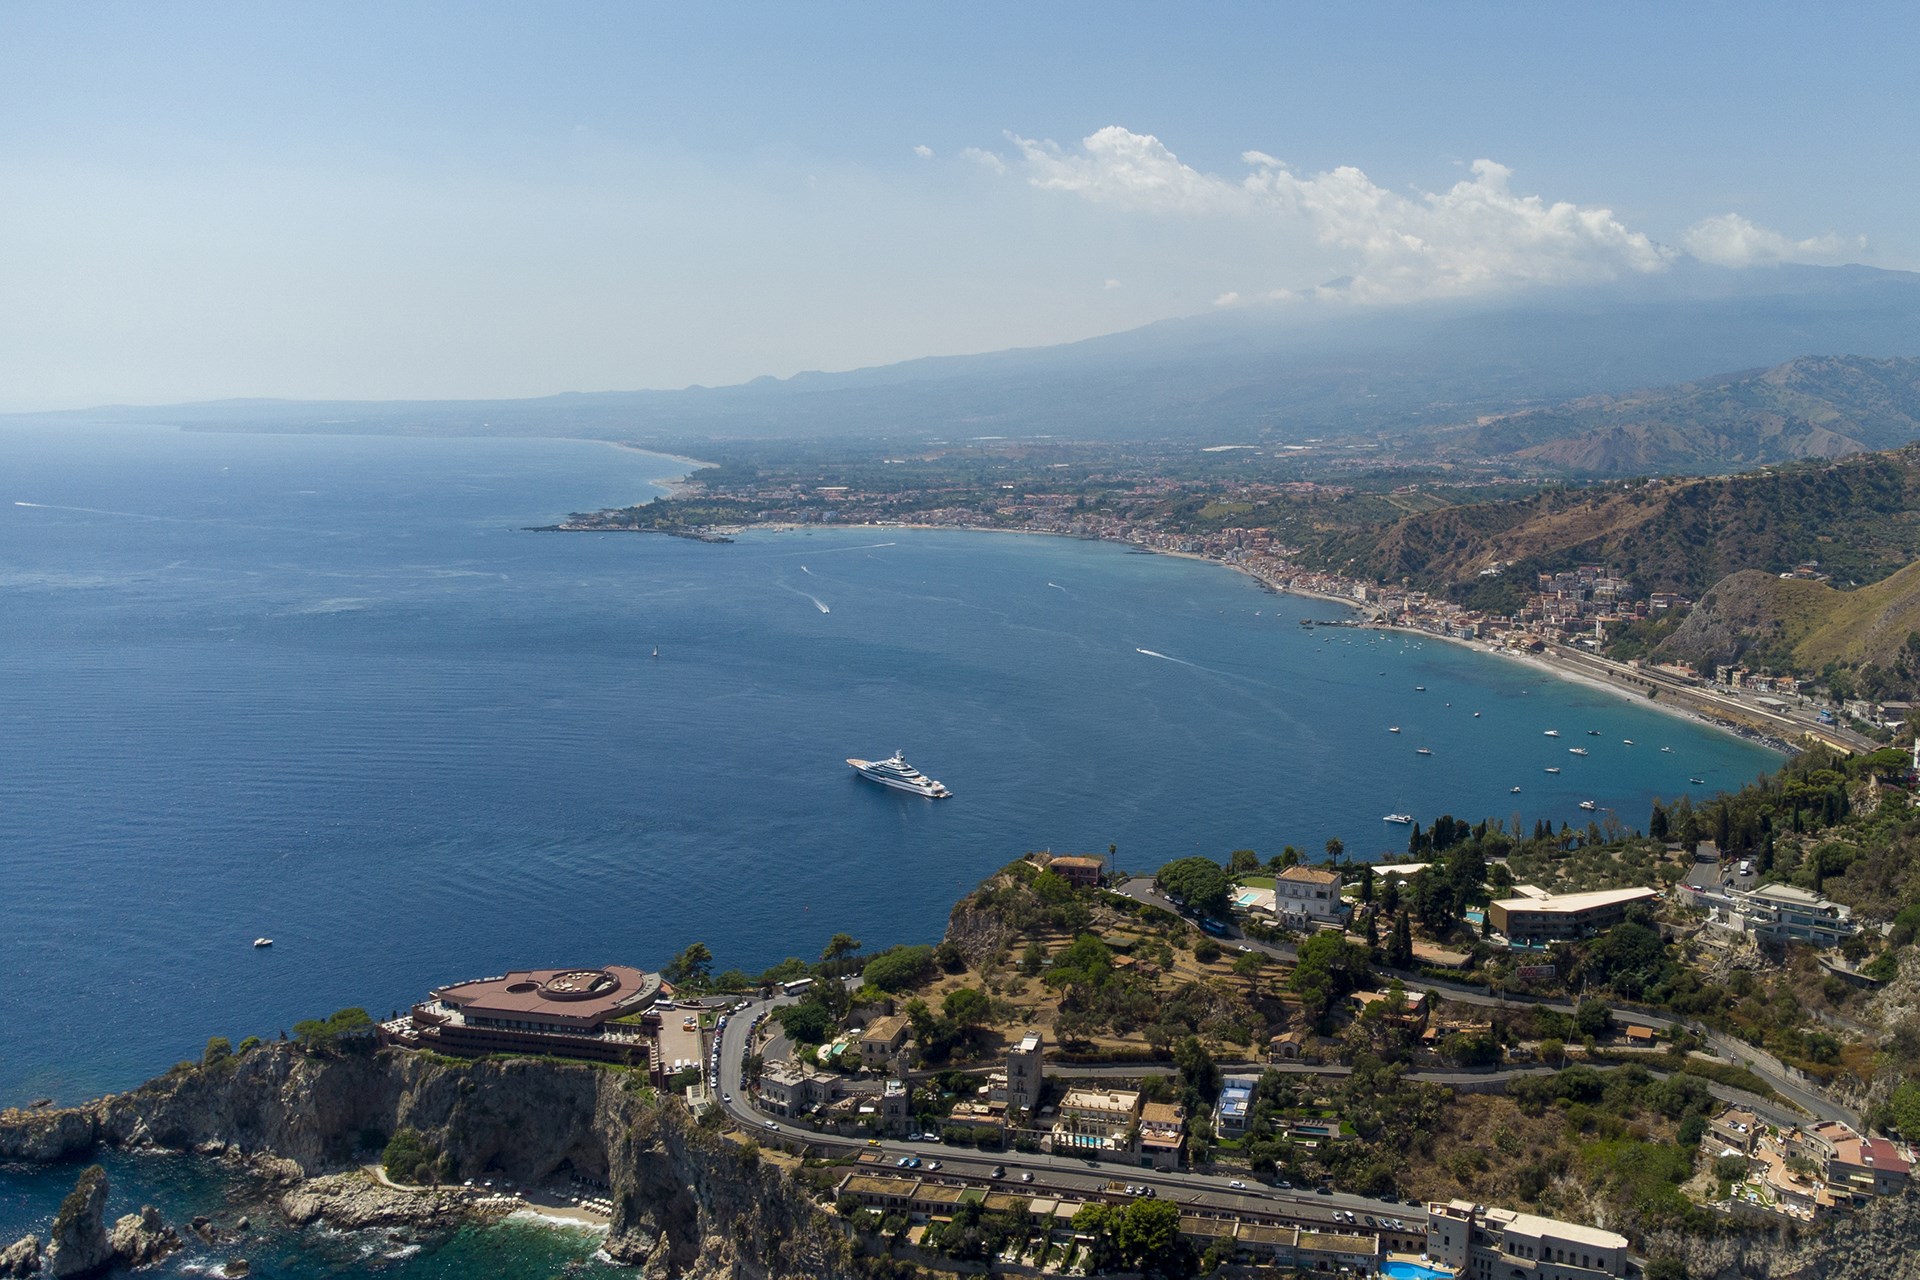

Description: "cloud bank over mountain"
983 125 1863 302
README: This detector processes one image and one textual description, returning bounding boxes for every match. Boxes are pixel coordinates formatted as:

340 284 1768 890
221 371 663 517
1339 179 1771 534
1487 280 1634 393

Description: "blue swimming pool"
1382 1263 1453 1280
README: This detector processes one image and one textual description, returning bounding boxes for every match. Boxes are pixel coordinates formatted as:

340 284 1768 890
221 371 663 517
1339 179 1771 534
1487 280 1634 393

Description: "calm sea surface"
0 422 1778 1111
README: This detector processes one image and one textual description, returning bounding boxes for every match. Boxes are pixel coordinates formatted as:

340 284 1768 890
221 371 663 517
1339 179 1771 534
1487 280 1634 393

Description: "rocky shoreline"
0 1045 852 1280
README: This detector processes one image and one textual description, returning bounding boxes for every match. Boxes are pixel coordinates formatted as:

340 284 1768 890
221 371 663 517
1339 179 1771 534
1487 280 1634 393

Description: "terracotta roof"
1278 865 1341 885
432 966 659 1029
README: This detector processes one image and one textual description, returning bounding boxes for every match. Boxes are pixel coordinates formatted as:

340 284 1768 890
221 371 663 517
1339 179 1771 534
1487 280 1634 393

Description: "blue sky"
1 2 1913 408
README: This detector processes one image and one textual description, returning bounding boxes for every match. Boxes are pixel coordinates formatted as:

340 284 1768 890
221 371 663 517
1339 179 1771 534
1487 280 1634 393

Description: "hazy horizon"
3 3 1915 411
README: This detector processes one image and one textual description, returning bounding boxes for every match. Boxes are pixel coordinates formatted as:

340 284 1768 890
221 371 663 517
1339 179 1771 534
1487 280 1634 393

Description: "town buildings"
1799 1121 1913 1199
383 965 661 1071
856 1013 910 1064
1276 864 1348 928
1426 1199 1631 1279
1676 880 1857 948
1047 1087 1141 1157
1045 854 1106 889
1006 1030 1044 1119
1138 1100 1187 1171
1485 886 1659 946
1214 1076 1256 1138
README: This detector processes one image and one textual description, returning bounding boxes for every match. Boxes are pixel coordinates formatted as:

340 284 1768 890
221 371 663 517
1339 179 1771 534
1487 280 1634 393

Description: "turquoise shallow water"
0 1152 621 1278
0 423 1777 1113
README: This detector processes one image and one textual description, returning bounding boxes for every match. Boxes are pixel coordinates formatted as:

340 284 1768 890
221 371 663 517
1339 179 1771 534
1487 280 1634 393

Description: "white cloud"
1103 277 1123 290
1213 291 1241 307
959 146 1007 174
1011 126 1251 215
987 126 1687 300
1681 212 1866 268
912 144 934 159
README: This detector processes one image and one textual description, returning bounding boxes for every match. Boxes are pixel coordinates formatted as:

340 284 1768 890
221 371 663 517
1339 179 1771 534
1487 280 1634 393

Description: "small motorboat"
1416 747 1433 756
1545 766 1561 774
1388 726 1402 733
1510 786 1522 794
1690 777 1705 785
253 937 274 949
1578 800 1598 811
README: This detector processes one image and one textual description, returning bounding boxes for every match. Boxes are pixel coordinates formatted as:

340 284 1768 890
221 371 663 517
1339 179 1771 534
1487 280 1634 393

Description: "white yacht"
253 937 274 948
1569 747 1590 756
1578 800 1599 811
1543 729 1560 738
1382 813 1413 825
847 751 952 798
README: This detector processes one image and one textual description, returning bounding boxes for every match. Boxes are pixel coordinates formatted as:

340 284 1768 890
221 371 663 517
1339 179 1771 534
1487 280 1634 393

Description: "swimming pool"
1382 1263 1453 1280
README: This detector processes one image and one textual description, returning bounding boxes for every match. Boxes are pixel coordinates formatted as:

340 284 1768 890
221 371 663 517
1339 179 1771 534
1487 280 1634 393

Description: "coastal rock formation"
22 1166 182 1278
43 1167 112 1279
278 1172 497 1231
106 1207 180 1269
0 1236 40 1278
0 1047 852 1280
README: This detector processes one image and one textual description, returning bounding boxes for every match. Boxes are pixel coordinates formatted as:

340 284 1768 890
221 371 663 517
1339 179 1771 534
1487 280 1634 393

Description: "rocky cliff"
0 1046 852 1280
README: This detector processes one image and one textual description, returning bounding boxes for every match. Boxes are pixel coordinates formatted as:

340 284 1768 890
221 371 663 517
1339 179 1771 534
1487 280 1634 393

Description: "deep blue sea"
0 422 1781 1265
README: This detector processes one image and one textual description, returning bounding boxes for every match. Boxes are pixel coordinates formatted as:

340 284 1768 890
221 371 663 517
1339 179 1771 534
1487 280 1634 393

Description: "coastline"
601 441 717 502
740 519 1790 756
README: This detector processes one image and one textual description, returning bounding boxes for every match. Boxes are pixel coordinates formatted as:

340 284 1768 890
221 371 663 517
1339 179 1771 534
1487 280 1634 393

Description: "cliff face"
0 1047 851 1280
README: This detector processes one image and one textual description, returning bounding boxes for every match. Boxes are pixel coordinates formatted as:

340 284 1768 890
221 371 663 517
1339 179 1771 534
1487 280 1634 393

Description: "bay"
0 423 1778 1108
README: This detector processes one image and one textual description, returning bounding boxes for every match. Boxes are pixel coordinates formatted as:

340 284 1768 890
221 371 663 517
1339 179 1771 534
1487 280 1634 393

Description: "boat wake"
780 584 831 613
1047 582 1067 591
1135 647 1198 668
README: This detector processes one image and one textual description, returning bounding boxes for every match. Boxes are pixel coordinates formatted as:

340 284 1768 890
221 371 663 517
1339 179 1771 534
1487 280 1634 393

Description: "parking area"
654 1005 707 1076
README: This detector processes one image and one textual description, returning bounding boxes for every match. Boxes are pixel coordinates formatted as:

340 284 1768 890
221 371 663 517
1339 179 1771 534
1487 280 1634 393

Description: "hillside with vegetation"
1438 355 1920 475
1301 446 1920 611
1655 560 1920 685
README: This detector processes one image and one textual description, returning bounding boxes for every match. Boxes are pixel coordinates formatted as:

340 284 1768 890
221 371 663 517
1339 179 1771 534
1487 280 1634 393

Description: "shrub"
862 945 936 993
291 1007 374 1051
382 1128 444 1185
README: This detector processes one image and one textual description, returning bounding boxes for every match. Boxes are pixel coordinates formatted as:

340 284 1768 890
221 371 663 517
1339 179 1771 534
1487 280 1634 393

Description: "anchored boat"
847 751 952 798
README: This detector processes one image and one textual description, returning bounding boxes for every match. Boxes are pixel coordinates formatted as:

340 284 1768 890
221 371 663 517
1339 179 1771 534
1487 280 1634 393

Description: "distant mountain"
1300 446 1920 602
12 263 1920 446
1437 355 1920 474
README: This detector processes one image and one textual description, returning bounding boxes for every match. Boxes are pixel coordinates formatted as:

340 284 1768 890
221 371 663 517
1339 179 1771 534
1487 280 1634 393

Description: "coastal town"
330 814 1916 1280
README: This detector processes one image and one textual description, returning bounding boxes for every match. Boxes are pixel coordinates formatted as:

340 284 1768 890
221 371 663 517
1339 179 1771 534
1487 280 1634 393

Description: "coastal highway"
1112 877 1854 1128
710 994 1424 1235
1534 641 1875 755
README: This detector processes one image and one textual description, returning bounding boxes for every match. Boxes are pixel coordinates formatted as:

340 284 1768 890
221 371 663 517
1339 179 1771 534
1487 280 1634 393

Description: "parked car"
1315 1186 1332 1196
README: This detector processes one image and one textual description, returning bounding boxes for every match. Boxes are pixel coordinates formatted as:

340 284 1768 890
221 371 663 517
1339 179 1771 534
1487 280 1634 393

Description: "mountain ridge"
11 264 1920 450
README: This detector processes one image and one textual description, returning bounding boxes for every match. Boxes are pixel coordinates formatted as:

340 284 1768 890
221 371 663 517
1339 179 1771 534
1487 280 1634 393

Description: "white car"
1228 1180 1246 1189
1020 1171 1033 1183
764 1120 778 1130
